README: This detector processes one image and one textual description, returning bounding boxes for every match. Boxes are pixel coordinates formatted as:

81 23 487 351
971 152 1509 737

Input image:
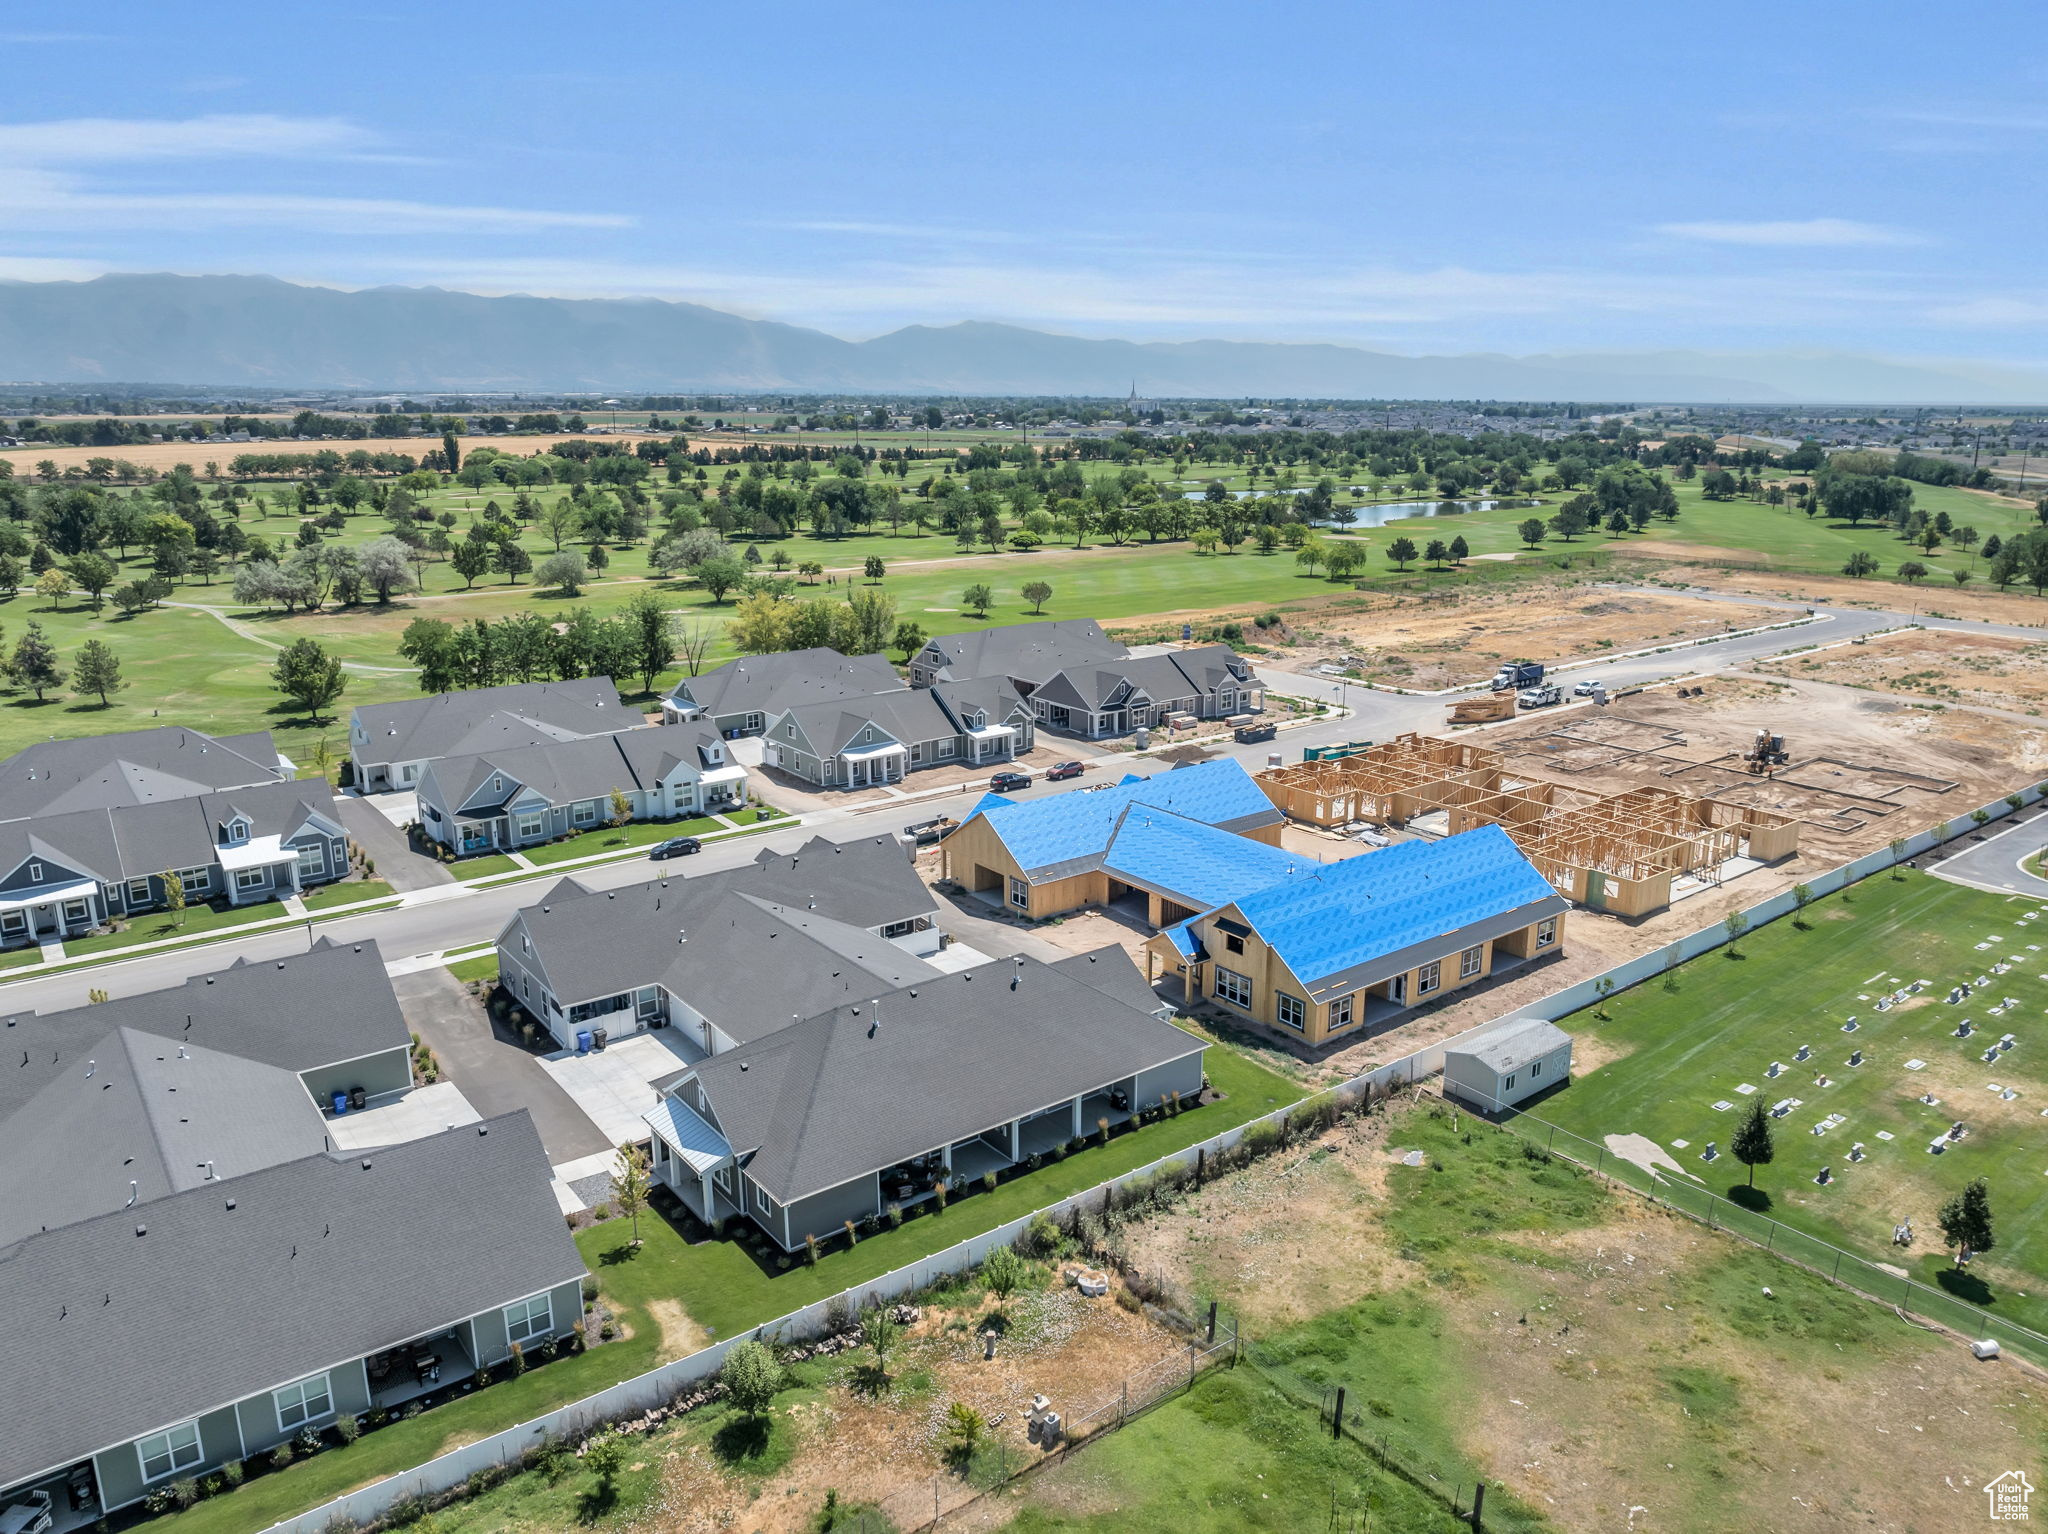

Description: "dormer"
219 815 251 846
701 740 725 767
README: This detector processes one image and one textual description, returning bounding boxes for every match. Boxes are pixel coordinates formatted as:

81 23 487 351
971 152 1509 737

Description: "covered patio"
0 881 101 949
217 836 304 905
366 1327 476 1412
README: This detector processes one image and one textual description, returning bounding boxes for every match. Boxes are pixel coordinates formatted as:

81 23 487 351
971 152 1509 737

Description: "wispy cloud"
0 113 375 163
1654 218 1923 248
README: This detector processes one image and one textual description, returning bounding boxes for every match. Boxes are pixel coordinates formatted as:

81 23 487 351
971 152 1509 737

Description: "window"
1503 1074 1518 1092
1275 992 1305 1032
0 911 22 934
909 742 924 763
571 802 598 826
1214 967 1252 1008
1416 960 1441 995
755 1182 775 1215
785 723 797 739
1530 1059 1543 1079
1223 932 1245 955
127 878 151 904
234 869 267 893
177 867 210 892
1535 917 1558 949
937 739 956 758
881 919 915 938
1008 876 1029 911
1327 993 1355 1032
25 860 42 883
273 1372 333 1431
521 812 549 837
1459 944 1484 979
138 1421 203 1483
744 712 764 732
490 775 503 795
398 764 416 784
296 843 327 879
503 1293 553 1345
62 899 89 922
861 726 873 743
223 818 249 845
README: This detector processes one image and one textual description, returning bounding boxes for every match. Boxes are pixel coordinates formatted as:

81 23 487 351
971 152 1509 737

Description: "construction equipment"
1743 727 1790 776
1447 691 1517 724
1489 661 1545 693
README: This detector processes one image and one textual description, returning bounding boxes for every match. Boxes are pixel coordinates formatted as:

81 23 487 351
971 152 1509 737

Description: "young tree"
860 1302 902 1379
1790 882 1814 926
271 637 347 723
1021 580 1053 614
536 550 588 596
981 1243 1028 1304
1722 908 1750 952
1448 534 1470 564
581 1430 626 1492
1842 550 1879 579
961 582 994 617
608 1140 650 1246
1424 538 1450 568
1730 1096 1774 1188
8 619 64 700
720 1339 782 1418
944 1402 987 1463
33 568 69 609
863 554 885 581
1937 1176 1996 1265
161 868 186 928
1384 537 1418 570
72 638 123 707
449 538 490 590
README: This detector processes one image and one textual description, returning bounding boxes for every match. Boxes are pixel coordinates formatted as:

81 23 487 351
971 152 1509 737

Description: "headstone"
1700 1141 1718 1162
1767 1061 1783 1078
1849 1142 1866 1162
1848 1050 1864 1067
1795 1044 1812 1062
1815 1166 1832 1185
1957 1019 1975 1037
1950 1121 1966 1140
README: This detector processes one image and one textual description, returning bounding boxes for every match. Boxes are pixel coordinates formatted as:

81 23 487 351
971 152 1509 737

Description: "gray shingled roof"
1030 646 1251 714
425 722 727 812
0 1114 583 1492
352 678 632 765
0 726 283 822
669 649 899 718
689 954 1205 1204
0 778 340 891
1446 1017 1573 1074
1049 945 1169 1016
0 938 410 1120
919 619 1126 684
780 688 958 754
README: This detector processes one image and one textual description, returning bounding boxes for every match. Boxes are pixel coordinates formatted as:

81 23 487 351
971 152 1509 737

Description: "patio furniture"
412 1349 442 1384
0 1490 53 1534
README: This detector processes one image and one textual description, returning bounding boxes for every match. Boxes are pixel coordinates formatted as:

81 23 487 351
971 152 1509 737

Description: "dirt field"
1118 1104 2048 1534
1665 564 2048 629
0 432 658 476
1754 631 2048 716
1253 579 1787 689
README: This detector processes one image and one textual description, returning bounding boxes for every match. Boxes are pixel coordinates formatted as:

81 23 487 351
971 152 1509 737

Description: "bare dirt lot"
1252 579 1788 689
1663 564 2048 629
1754 631 2048 717
0 432 653 476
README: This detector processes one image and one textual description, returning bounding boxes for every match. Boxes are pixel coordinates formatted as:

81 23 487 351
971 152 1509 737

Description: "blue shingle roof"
1102 808 1300 911
971 758 1281 876
1230 825 1562 987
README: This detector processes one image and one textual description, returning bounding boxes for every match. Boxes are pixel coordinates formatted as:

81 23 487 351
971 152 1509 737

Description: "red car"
1045 760 1086 782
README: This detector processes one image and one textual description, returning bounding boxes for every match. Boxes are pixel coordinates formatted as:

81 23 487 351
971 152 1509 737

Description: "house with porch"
642 951 1206 1251
348 677 639 793
1027 644 1262 739
760 680 1033 790
414 721 748 857
660 648 902 735
906 618 1127 689
495 835 944 1051
0 1116 583 1527
939 757 1286 922
0 779 348 950
0 726 291 823
1145 825 1569 1048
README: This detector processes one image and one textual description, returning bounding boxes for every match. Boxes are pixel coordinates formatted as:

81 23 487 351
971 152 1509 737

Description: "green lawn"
1538 869 2048 1340
59 895 295 957
445 952 499 984
585 1034 1301 1340
299 878 394 911
450 852 522 879
518 815 721 866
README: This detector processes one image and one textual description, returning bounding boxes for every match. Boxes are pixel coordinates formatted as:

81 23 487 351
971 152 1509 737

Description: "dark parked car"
1045 760 1086 781
988 770 1032 793
648 836 702 860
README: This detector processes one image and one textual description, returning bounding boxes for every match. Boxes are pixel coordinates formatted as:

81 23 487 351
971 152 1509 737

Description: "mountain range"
1 273 2044 405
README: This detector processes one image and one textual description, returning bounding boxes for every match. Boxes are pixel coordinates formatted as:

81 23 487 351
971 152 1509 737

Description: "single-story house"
0 725 291 823
0 1115 584 1523
1029 644 1263 739
661 648 903 735
906 618 1128 689
496 835 945 1051
1147 825 1570 1047
760 679 1034 790
0 779 348 949
1444 1018 1574 1111
349 677 638 792
643 951 1206 1250
415 721 748 856
939 758 1287 921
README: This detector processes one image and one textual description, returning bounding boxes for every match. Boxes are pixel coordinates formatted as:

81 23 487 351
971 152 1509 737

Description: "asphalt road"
3 580 2036 1015
1928 807 2048 899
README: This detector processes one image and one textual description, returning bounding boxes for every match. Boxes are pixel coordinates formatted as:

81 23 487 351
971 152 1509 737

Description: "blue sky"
2 1 2044 363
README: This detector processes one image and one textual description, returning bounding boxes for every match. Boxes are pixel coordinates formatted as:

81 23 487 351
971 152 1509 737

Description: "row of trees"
394 592 688 697
0 616 124 704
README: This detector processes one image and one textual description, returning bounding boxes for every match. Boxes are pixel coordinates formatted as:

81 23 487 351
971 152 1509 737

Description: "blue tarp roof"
972 758 1280 874
1101 808 1300 912
1230 825 1560 986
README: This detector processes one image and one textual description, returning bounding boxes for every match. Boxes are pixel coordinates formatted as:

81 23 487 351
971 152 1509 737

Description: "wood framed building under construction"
1258 733 1799 918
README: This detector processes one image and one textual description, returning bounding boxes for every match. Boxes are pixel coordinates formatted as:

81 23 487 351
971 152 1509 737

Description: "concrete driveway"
391 966 610 1164
338 795 455 893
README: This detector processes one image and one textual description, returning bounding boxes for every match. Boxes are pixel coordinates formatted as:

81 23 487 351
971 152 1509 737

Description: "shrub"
222 1458 245 1487
1020 1213 1062 1258
333 1412 360 1444
886 1202 903 1229
582 1275 599 1304
932 1179 949 1212
980 1170 997 1193
295 1426 324 1458
843 1217 858 1247
171 1479 200 1510
599 1319 616 1341
805 1232 821 1265
270 1443 294 1471
507 1340 526 1377
201 1476 222 1498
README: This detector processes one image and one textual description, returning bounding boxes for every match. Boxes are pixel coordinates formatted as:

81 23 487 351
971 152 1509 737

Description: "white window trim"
137 1420 204 1484
234 868 267 892
273 1371 334 1432
26 860 43 883
1214 966 1252 1009
504 1293 553 1346
127 877 151 903
754 1181 774 1215
295 842 327 877
61 898 90 922
1275 992 1305 1032
1535 917 1558 948
1530 1059 1544 1078
1008 876 1029 911
570 802 599 826
519 813 549 837
1327 993 1355 1032
1416 960 1441 995
1459 944 1484 979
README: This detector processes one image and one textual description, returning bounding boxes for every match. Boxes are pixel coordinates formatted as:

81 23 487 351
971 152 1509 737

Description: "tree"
608 1140 650 1245
440 430 462 475
449 539 490 590
1448 534 1469 564
962 582 994 617
399 618 461 693
1424 538 1450 568
1897 560 1929 584
860 1302 902 1378
33 568 69 609
694 554 746 604
1842 551 1879 579
863 555 885 581
618 591 677 695
982 1243 1028 1303
1324 543 1364 581
581 1431 626 1491
490 540 532 585
356 536 416 603
72 638 123 707
893 619 926 661
1385 537 1418 570
1722 908 1750 951
1791 882 1814 926
1021 580 1052 614
720 1339 781 1418
67 552 117 610
1294 541 1325 576
945 1402 987 1463
1731 1096 1774 1188
1937 1176 1996 1264
8 619 64 700
538 497 580 551
536 550 589 596
161 868 186 928
271 637 346 723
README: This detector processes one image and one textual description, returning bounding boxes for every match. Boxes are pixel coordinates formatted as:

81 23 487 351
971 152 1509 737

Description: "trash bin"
576 1029 592 1054
348 1086 366 1111
331 1091 348 1115
592 1026 608 1052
